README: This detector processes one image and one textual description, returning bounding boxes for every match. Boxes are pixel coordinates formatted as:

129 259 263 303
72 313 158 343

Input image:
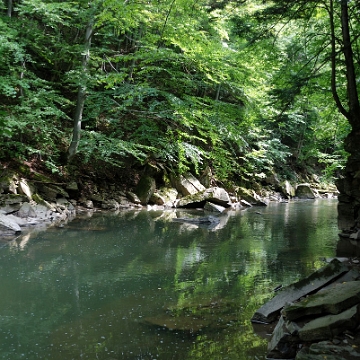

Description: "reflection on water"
0 199 339 359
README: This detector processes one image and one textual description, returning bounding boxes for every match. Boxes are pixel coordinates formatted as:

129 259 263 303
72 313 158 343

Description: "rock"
0 203 22 214
0 213 21 234
298 304 360 342
251 259 349 324
199 166 212 188
0 174 18 194
0 194 28 205
177 187 231 208
295 184 316 199
170 172 206 196
37 183 69 201
18 203 37 218
296 341 360 360
240 199 252 207
6 214 38 226
204 201 225 213
282 281 360 321
84 200 94 209
135 175 156 205
126 191 141 204
236 187 267 206
89 194 104 203
281 180 296 198
66 181 78 191
149 192 164 206
267 316 300 359
265 173 280 187
101 199 119 210
150 187 178 207
18 179 34 200
32 204 55 220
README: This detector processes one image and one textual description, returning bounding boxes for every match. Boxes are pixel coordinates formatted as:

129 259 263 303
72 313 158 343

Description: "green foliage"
0 0 351 184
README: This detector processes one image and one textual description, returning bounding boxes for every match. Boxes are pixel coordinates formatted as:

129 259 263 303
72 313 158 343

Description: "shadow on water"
0 199 339 359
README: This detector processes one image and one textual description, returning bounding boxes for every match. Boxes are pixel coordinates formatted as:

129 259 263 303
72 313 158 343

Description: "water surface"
0 199 339 359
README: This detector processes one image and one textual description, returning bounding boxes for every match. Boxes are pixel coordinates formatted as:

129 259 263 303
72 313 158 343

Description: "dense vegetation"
1 0 358 189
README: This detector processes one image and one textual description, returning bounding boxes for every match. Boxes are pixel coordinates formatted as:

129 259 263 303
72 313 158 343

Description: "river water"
0 199 339 359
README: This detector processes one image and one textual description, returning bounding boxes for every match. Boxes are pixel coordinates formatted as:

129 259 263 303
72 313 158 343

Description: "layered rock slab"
282 281 360 321
251 259 349 324
298 304 360 342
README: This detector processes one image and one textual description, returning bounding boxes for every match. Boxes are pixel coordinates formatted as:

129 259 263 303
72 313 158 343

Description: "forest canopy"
0 0 357 187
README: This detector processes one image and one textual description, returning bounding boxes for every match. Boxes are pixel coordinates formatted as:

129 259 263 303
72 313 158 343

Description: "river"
0 199 339 359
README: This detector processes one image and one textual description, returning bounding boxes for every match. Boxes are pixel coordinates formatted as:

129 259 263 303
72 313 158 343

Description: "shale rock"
251 259 349 324
282 281 360 321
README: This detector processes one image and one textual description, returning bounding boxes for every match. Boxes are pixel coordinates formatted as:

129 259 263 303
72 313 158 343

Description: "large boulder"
281 180 296 198
150 187 178 207
295 184 316 199
0 213 21 234
170 173 206 196
135 175 156 205
18 202 37 218
236 187 268 206
177 187 231 208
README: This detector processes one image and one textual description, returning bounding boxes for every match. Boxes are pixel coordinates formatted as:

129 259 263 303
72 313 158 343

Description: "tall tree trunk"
334 0 360 232
67 20 93 161
340 0 360 129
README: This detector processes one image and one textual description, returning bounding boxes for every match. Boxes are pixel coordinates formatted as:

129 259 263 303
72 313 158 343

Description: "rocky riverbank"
0 169 339 241
252 258 360 360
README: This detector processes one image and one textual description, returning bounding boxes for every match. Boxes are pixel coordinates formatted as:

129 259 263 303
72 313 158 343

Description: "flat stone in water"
282 281 360 321
298 304 359 342
251 259 349 324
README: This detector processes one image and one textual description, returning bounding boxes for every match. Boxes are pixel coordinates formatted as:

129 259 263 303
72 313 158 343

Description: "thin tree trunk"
67 20 93 161
7 0 12 17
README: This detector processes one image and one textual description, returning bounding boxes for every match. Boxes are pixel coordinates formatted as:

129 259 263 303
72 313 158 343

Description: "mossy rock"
135 175 156 205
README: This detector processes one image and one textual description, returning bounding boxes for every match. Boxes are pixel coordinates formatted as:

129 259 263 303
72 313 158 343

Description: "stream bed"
0 199 339 359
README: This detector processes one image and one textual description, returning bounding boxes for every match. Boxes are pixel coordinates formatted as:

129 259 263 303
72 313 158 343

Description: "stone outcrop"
252 259 360 359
